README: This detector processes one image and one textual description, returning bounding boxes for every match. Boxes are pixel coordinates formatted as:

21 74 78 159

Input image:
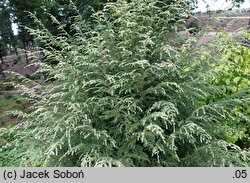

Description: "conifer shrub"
0 0 250 167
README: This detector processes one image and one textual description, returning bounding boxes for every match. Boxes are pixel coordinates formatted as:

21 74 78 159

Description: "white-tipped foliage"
0 0 249 167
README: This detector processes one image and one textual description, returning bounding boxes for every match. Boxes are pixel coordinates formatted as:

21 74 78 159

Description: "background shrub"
13 56 22 65
187 19 199 34
209 31 250 148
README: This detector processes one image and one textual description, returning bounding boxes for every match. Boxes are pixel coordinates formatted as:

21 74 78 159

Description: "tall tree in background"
8 0 44 49
0 0 11 79
0 40 6 78
226 0 245 7
5 0 248 47
41 0 114 35
0 0 17 56
73 0 115 20
0 39 7 63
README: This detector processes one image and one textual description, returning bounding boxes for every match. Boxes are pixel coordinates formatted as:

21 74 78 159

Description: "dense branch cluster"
0 0 249 167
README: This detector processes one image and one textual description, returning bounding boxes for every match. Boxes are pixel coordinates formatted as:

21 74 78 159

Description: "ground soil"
197 15 249 44
1 52 37 77
0 52 37 127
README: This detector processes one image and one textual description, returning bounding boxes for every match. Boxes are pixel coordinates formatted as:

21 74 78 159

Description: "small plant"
187 19 199 34
0 95 24 114
4 94 13 100
0 116 5 126
0 82 14 90
25 73 40 81
13 56 22 65
5 75 22 82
